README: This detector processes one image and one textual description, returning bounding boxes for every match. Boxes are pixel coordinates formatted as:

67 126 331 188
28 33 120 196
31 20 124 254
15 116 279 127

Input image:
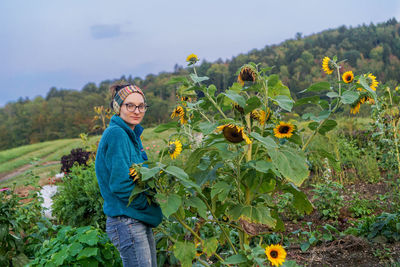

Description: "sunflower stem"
205 92 228 120
245 114 252 162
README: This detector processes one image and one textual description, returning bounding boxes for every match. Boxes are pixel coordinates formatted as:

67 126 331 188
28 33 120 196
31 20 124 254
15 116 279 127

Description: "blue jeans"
106 216 157 267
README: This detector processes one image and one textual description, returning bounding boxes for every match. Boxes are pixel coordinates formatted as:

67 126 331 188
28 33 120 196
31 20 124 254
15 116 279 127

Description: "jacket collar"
110 115 144 144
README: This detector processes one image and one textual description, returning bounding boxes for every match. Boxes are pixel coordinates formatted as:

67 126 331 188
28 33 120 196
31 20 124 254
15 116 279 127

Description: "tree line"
1 18 399 150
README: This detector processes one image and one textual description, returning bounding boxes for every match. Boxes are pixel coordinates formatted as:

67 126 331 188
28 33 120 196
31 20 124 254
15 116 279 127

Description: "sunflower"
322 56 334 75
350 95 375 114
216 124 252 144
186 54 199 64
233 103 244 114
342 71 354 83
273 122 295 139
237 64 258 86
251 108 271 126
357 73 379 91
168 140 182 159
171 106 187 124
265 244 287 267
129 166 140 182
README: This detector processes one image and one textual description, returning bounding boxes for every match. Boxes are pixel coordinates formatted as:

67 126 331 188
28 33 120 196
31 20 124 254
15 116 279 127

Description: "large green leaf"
78 230 99 246
140 166 162 181
77 247 99 260
318 119 337 135
301 82 330 93
248 160 273 173
190 73 209 84
153 121 179 133
227 204 276 227
250 132 278 149
268 147 309 186
294 96 320 107
184 147 211 174
341 90 359 104
244 96 262 114
164 166 200 190
173 241 196 267
68 242 83 257
203 237 219 258
268 79 291 98
198 121 217 135
223 90 246 107
222 254 247 265
185 196 207 219
273 95 294 112
211 181 232 202
155 193 182 218
282 183 313 215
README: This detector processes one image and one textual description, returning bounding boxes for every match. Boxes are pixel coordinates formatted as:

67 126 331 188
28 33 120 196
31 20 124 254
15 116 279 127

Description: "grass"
0 141 59 164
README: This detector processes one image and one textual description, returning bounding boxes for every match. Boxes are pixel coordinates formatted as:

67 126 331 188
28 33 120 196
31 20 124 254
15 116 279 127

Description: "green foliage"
311 181 344 220
291 222 341 252
52 162 106 230
346 212 400 243
348 196 376 218
0 187 25 266
26 225 122 267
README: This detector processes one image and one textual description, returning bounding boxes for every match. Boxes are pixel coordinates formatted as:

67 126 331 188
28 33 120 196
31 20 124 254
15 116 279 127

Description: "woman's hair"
109 81 132 109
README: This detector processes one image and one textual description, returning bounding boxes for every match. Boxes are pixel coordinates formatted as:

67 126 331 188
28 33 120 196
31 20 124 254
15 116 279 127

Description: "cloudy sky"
1 0 399 106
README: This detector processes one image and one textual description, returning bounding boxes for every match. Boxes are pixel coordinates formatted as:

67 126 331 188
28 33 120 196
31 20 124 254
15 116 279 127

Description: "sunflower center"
279 126 290 134
241 69 255 82
346 75 351 81
270 250 278 258
169 144 176 153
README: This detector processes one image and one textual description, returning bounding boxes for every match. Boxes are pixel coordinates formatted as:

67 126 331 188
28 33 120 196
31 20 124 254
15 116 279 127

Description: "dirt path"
0 161 60 182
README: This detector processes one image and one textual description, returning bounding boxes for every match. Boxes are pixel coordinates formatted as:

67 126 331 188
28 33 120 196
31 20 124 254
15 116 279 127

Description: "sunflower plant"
128 54 378 266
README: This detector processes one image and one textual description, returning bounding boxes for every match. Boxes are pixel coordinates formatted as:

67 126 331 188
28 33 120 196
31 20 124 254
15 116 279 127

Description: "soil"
282 180 400 266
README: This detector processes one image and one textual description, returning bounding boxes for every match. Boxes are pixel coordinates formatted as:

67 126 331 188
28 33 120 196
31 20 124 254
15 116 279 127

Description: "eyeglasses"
123 103 148 113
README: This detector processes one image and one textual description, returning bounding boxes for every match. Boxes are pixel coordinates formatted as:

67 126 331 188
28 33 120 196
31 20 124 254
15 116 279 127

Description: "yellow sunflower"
251 108 271 126
237 64 258 86
265 244 287 267
342 71 354 83
186 54 199 63
168 140 182 159
322 56 334 75
129 166 140 182
350 95 375 114
273 122 295 139
357 73 379 91
171 106 187 124
216 124 252 144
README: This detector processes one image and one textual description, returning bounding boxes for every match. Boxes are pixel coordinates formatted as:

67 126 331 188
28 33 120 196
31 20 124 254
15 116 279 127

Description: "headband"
112 85 145 114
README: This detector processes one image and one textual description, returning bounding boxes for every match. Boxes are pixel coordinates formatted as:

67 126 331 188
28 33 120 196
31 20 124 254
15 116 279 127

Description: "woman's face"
119 93 146 129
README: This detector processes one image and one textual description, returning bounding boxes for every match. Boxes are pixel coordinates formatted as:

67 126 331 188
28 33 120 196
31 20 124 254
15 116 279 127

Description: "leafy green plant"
52 162 106 230
348 196 375 218
291 222 341 252
0 187 26 266
346 212 400 243
26 225 122 267
311 181 344 220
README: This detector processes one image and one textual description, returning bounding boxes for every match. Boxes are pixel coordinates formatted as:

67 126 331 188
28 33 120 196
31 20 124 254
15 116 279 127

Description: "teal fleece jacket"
95 115 162 227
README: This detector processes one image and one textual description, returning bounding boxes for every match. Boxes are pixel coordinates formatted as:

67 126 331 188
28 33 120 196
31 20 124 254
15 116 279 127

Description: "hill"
0 18 399 150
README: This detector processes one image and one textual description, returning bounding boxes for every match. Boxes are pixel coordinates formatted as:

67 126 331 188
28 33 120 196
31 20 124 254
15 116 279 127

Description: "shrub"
60 148 91 173
52 162 106 230
346 212 400 243
26 225 122 267
312 181 344 220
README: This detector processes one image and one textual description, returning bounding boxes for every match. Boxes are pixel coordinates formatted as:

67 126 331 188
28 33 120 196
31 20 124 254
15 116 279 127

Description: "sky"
1 0 399 107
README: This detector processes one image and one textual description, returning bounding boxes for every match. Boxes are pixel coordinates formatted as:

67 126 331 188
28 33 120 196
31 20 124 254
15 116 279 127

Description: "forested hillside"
1 18 399 150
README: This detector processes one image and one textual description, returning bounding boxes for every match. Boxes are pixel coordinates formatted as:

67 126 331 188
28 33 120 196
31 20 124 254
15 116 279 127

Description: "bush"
346 212 400 243
52 162 106 230
312 181 344 220
26 225 122 267
60 148 91 173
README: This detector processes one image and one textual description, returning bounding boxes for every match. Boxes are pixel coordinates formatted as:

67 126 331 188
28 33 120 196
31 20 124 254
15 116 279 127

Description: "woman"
95 81 162 267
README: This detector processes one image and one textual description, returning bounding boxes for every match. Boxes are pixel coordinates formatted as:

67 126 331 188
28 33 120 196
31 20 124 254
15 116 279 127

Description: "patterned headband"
112 85 145 114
